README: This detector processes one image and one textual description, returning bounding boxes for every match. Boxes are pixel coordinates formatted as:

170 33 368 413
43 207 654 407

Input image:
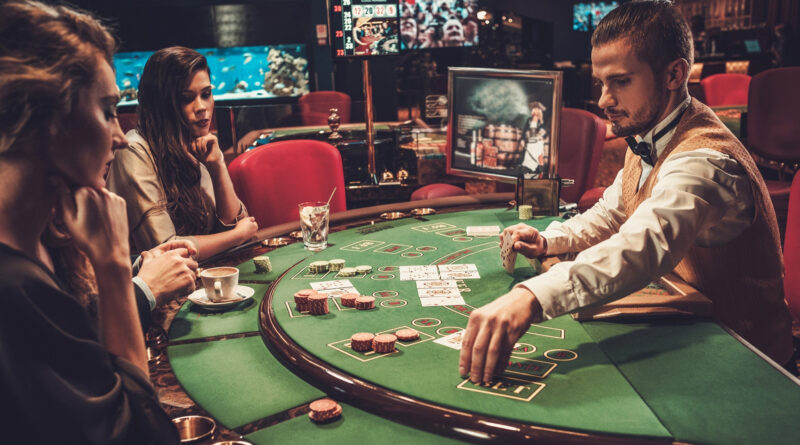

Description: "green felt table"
168 207 800 444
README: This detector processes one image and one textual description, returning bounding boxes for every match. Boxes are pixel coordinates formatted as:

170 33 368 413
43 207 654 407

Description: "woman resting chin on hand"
107 46 258 261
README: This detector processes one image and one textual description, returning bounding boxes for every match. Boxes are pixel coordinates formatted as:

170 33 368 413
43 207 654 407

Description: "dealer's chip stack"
518 204 533 220
253 255 272 273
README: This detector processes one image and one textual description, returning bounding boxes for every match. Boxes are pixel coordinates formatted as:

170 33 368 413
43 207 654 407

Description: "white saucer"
187 285 255 311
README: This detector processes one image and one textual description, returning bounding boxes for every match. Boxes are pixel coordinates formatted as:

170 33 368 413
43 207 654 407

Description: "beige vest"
621 98 793 364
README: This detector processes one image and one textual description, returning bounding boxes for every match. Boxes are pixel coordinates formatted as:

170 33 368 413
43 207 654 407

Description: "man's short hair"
591 1 693 79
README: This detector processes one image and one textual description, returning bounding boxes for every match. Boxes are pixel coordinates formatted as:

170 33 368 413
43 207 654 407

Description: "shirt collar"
632 96 691 159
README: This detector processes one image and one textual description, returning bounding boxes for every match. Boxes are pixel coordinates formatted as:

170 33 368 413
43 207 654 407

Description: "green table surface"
244 401 464 445
168 336 325 429
169 207 800 444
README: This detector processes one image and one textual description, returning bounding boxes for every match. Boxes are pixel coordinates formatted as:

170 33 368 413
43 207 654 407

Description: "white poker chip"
339 267 357 277
329 259 346 271
355 265 372 274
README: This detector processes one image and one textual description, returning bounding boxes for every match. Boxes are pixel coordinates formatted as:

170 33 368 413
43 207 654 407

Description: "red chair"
411 183 468 201
228 140 347 228
747 67 800 236
700 73 751 107
558 108 607 205
298 91 352 126
785 174 800 321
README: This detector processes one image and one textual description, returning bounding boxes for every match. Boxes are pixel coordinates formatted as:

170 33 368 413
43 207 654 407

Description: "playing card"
400 265 440 281
324 287 359 297
466 225 501 237
419 295 467 307
500 231 518 274
310 279 354 291
437 264 478 273
433 330 465 350
416 280 459 289
418 287 462 299
439 270 481 280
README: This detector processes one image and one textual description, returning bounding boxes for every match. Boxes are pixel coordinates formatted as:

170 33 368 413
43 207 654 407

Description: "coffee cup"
199 266 240 302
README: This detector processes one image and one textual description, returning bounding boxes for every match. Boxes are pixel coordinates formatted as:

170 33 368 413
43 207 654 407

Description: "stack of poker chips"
519 204 533 220
308 292 329 315
308 398 343 423
395 328 420 342
293 289 314 312
309 261 329 274
355 296 375 310
339 292 359 307
329 259 345 272
350 333 375 352
338 267 357 277
253 256 272 274
372 334 397 353
355 265 372 274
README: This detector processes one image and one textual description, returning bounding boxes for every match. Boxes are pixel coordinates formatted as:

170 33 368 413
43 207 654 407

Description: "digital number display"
329 0 399 57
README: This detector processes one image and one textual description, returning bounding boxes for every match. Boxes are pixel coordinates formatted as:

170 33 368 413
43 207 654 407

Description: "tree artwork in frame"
446 67 563 182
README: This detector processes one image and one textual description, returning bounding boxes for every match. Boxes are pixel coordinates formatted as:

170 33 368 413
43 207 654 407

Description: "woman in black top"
0 1 177 443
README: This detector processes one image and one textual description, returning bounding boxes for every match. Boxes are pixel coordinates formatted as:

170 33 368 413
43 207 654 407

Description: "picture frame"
446 67 563 182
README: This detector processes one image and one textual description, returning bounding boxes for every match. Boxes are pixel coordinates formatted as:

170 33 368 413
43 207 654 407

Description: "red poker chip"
372 333 397 353
340 292 359 307
308 398 342 422
355 296 375 310
395 329 419 341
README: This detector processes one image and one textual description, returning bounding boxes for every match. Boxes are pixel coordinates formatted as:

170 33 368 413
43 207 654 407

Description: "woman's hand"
234 216 259 244
189 133 224 165
57 181 130 265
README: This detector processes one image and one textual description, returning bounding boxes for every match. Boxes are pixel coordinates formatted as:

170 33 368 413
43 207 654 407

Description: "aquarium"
114 44 309 105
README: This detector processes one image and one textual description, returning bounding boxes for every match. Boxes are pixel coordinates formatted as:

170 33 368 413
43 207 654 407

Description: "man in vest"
459 0 793 385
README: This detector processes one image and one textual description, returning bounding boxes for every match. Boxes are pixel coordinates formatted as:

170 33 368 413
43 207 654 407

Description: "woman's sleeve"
107 145 180 253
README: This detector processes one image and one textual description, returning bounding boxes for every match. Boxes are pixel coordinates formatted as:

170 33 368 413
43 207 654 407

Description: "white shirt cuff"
516 272 573 321
132 276 157 311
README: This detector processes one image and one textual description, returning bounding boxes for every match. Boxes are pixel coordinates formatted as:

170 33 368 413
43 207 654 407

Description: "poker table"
165 195 800 444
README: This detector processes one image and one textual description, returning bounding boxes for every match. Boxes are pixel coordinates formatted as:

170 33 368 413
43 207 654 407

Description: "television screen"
446 68 563 181
400 0 480 50
573 2 618 32
329 0 400 57
744 39 761 53
114 44 309 105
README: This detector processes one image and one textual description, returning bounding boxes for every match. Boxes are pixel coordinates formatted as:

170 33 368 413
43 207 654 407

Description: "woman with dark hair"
108 46 258 260
0 1 177 442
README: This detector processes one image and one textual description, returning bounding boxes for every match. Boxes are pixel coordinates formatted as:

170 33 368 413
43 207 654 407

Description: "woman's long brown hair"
136 47 215 235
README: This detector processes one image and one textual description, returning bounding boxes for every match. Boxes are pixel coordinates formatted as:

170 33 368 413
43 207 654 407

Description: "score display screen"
330 0 400 57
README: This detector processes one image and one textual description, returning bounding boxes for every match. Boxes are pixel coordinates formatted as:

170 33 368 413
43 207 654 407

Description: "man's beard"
610 90 669 137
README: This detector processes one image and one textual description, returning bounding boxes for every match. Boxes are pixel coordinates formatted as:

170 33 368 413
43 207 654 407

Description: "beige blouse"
107 130 244 254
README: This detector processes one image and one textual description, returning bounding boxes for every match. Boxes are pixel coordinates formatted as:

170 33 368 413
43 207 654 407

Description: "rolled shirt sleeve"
519 149 754 320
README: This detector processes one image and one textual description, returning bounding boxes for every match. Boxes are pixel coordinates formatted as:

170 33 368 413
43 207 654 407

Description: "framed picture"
446 67 563 182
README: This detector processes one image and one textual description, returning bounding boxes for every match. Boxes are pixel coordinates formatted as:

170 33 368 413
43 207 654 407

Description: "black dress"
0 243 178 444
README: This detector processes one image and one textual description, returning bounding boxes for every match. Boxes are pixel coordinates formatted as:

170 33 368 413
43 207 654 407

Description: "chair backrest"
298 91 352 126
700 73 751 107
227 139 347 228
557 108 607 204
747 67 800 163
785 173 800 320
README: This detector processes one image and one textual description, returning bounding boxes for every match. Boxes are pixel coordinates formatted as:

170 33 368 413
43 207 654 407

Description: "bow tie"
624 106 688 167
626 137 654 166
